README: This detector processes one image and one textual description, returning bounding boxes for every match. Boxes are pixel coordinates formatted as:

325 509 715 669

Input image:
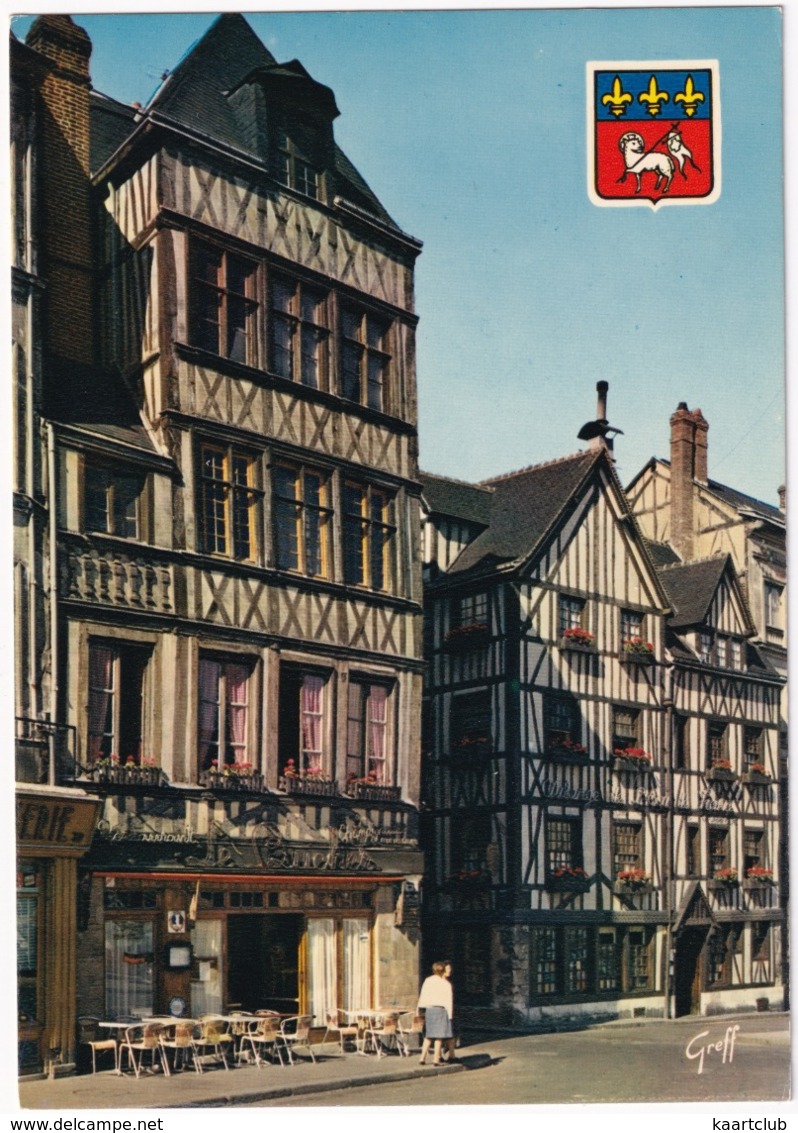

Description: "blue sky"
9 5 786 505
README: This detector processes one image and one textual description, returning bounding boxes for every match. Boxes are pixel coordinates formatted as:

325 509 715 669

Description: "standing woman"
417 961 454 1066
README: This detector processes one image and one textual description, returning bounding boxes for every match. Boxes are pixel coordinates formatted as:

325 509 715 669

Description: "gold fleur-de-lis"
638 75 669 117
675 74 705 117
601 75 633 118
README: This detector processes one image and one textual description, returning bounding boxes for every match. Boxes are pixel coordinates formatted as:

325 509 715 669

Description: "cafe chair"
322 1008 359 1054
77 1016 118 1075
396 1012 425 1057
193 1015 233 1070
159 1020 200 1074
238 1014 283 1067
120 1022 170 1078
277 1015 316 1065
364 1012 400 1058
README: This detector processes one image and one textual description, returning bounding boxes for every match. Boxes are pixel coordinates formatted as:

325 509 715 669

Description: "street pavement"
16 1013 790 1111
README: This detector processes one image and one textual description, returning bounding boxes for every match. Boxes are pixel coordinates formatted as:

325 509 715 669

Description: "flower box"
451 737 492 757
620 650 655 667
559 630 595 653
743 769 773 786
710 869 739 888
546 742 589 764
443 624 490 653
743 868 774 889
348 781 402 802
546 869 591 893
92 762 165 787
200 770 265 793
614 869 652 895
620 638 655 664
280 774 339 798
707 766 738 783
613 749 653 773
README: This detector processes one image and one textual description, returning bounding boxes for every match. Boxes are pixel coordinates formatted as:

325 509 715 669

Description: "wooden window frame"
743 726 764 770
743 827 766 874
544 693 580 750
613 820 643 874
620 607 644 646
346 678 393 785
340 303 393 413
87 640 150 764
272 462 332 577
190 240 259 366
449 688 491 753
707 719 728 768
623 926 653 992
709 827 729 873
546 815 583 874
612 705 639 752
197 655 254 772
558 594 586 637
454 591 488 629
276 129 320 200
686 824 701 877
269 274 329 388
199 442 261 562
342 480 396 592
83 459 146 540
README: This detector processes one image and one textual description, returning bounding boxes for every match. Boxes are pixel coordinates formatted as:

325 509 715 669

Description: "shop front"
16 787 101 1074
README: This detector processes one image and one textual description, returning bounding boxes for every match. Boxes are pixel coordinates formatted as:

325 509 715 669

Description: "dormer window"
276 129 319 199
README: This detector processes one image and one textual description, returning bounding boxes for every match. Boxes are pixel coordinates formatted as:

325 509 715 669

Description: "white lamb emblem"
618 131 674 194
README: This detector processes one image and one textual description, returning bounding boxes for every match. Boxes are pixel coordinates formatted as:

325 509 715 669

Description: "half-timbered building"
14 14 424 1072
420 386 784 1025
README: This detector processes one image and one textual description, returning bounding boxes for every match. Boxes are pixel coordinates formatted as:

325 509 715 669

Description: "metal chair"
322 1008 359 1054
238 1014 284 1067
364 1012 400 1057
193 1015 233 1070
396 1011 425 1057
277 1014 316 1065
159 1020 200 1074
119 1023 170 1078
76 1016 117 1075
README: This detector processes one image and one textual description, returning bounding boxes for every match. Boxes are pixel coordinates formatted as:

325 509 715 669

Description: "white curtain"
105 920 154 1018
190 920 223 1015
198 659 220 768
342 918 370 1012
300 674 324 772
226 663 248 764
88 644 114 761
367 685 388 781
306 918 336 1025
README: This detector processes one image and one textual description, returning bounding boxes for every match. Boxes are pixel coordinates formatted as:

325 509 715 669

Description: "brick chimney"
670 402 709 560
25 16 94 369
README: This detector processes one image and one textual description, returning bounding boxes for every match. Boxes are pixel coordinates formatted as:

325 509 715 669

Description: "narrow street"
248 1015 791 1107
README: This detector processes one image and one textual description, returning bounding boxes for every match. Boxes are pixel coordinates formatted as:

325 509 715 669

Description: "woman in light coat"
417 961 453 1066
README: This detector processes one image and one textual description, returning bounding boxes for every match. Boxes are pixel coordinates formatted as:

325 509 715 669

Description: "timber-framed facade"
420 392 784 1026
14 14 424 1074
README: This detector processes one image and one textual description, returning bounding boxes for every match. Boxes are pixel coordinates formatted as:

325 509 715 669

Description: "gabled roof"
644 539 681 568
90 13 399 230
419 471 493 527
628 457 784 529
656 555 730 629
435 450 601 579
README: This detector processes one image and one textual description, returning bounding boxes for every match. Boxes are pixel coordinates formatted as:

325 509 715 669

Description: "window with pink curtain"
198 658 251 770
300 674 324 773
88 644 114 762
366 685 388 783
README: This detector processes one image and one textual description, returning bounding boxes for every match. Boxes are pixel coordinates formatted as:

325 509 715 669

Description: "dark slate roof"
656 556 729 628
90 91 138 172
47 364 157 454
90 13 399 229
644 540 681 567
705 476 785 527
419 471 493 527
446 450 600 577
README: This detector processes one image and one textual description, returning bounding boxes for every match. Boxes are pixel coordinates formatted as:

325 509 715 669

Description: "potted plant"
559 626 595 652
443 622 490 652
92 754 164 786
453 732 492 757
613 747 653 772
280 759 338 797
620 637 655 665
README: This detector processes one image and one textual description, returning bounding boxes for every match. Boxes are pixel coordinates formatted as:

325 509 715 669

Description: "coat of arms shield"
587 60 721 207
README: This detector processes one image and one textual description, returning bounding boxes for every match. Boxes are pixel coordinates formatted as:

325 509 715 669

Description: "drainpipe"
47 421 58 786
664 661 675 1019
